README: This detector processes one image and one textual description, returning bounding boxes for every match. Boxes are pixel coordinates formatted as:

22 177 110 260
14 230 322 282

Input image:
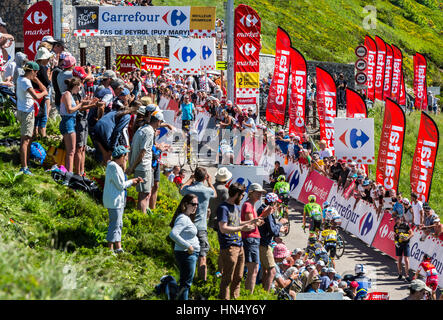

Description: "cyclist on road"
273 175 290 201
322 201 330 221
313 243 330 266
413 254 438 300
303 195 323 236
304 233 318 260
320 221 337 269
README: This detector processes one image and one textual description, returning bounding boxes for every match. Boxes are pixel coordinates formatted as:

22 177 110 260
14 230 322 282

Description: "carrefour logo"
288 169 300 193
339 128 370 149
359 212 373 236
173 46 197 62
202 45 212 60
162 9 187 26
304 180 313 193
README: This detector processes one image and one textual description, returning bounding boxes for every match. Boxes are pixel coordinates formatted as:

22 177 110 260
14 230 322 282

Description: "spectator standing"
394 216 414 281
336 73 347 109
127 110 163 214
217 183 256 300
419 203 440 241
177 95 196 131
103 146 142 253
410 192 424 227
180 167 217 282
169 194 200 300
16 62 47 175
241 183 266 294
269 161 285 189
208 167 232 231
318 140 332 160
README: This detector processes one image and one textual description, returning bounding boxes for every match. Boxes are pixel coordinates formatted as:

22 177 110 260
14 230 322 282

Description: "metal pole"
226 0 235 103
53 0 62 40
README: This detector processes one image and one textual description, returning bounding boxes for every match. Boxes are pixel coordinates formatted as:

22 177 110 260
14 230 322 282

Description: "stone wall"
0 0 30 44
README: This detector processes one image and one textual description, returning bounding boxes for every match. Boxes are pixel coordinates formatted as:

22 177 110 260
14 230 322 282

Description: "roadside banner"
345 199 381 245
413 53 428 110
390 45 403 102
399 66 406 106
288 46 307 138
375 98 406 192
23 0 54 61
374 36 387 101
298 170 334 206
346 88 367 119
316 66 337 154
140 56 169 76
74 6 216 37
410 112 439 203
383 43 393 101
115 54 141 75
369 211 397 258
169 37 201 74
266 27 291 125
200 37 216 71
234 4 261 108
334 118 375 165
364 35 377 101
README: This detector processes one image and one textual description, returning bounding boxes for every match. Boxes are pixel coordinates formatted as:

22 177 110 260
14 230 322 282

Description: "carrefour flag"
334 118 375 165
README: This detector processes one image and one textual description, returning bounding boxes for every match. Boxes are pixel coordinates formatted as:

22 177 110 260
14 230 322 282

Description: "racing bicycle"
178 121 198 172
276 193 290 237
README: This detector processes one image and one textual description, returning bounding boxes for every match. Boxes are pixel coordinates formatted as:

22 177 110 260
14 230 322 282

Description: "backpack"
68 175 102 201
30 142 46 165
154 275 178 300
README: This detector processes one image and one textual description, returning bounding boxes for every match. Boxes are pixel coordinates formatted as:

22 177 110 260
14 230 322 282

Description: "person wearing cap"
16 61 48 175
127 109 163 214
319 266 331 291
217 183 256 300
88 70 118 129
103 145 143 254
208 167 232 231
257 193 288 292
393 214 414 282
272 243 297 298
241 183 266 294
419 203 440 241
403 279 432 300
33 47 55 138
57 54 76 96
305 275 324 293
291 248 303 261
59 77 99 181
180 167 217 282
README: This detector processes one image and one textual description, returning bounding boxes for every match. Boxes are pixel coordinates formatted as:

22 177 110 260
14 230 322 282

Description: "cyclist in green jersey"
303 195 323 236
273 175 290 197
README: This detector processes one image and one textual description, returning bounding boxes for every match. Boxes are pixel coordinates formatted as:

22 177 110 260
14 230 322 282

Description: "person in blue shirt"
305 275 325 293
275 129 290 154
177 94 196 132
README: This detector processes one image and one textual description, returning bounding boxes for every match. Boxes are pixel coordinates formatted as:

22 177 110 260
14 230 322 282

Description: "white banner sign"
200 38 216 71
169 37 201 74
334 118 375 164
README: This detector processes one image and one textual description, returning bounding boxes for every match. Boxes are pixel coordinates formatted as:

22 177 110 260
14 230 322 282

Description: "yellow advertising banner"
235 72 260 88
190 7 216 30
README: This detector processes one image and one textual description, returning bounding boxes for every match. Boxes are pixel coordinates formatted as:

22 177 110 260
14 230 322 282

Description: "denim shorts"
34 104 48 128
59 115 76 135
106 208 124 243
243 237 260 263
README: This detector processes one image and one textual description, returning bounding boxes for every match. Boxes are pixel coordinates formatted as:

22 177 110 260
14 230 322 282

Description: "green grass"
367 103 443 219
0 118 276 300
155 0 442 88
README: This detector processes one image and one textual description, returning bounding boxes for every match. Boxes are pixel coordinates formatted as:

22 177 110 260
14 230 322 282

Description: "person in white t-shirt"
319 140 332 160
410 193 424 227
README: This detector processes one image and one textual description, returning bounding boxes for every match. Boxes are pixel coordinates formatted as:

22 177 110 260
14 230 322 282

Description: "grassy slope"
156 0 442 87
368 103 443 218
0 118 275 300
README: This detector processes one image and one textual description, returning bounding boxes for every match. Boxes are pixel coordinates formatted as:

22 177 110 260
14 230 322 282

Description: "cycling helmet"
308 195 316 203
323 201 330 208
355 264 366 275
314 243 323 249
423 254 432 262
308 233 318 244
277 175 286 182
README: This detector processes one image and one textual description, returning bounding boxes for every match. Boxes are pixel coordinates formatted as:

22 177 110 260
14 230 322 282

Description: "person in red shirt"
173 169 186 188
413 254 439 300
241 183 266 294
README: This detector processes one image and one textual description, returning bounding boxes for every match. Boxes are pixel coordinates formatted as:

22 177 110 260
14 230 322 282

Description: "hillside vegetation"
156 0 442 87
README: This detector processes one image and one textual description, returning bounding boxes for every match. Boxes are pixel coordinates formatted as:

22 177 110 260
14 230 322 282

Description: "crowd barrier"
267 152 443 288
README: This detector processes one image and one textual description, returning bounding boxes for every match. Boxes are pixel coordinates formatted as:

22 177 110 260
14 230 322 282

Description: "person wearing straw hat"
208 167 232 231
16 61 48 175
104 146 143 254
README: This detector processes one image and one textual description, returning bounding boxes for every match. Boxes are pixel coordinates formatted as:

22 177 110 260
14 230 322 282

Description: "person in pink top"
241 183 266 294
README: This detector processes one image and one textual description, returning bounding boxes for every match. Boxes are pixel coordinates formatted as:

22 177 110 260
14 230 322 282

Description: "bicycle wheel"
178 140 187 168
335 233 345 259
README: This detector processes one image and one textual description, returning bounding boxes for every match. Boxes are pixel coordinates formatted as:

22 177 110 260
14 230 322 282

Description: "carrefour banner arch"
74 6 216 37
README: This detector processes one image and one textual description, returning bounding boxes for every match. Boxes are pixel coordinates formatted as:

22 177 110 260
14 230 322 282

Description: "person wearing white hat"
208 167 232 231
403 279 432 300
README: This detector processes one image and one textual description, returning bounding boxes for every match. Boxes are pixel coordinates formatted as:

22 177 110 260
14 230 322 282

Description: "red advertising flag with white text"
23 0 54 61
374 36 387 101
413 53 428 110
266 27 291 125
399 66 406 106
410 112 439 203
375 98 406 191
234 4 261 107
364 35 377 101
316 67 337 154
288 46 307 138
383 43 393 101
390 45 403 102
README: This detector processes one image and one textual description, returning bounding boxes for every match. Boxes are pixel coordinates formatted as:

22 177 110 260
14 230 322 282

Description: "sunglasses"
189 202 199 207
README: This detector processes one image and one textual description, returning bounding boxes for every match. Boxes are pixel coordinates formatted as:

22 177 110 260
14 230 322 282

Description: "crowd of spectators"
99 0 153 6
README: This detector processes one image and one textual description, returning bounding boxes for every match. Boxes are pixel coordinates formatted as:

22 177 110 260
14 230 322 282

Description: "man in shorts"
127 110 163 214
394 215 414 282
180 167 217 282
16 62 48 175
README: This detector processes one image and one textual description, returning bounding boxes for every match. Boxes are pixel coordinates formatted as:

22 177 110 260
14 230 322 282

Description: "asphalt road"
283 199 412 300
